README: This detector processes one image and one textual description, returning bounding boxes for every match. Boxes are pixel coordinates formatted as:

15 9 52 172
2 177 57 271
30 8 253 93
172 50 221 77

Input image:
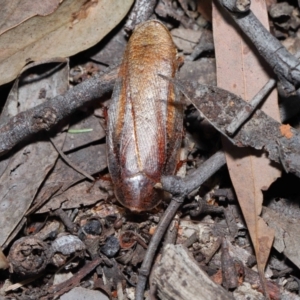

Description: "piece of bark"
267 197 300 220
224 206 239 238
269 3 293 20
166 79 300 178
153 244 234 300
221 239 238 289
178 58 216 86
262 206 300 270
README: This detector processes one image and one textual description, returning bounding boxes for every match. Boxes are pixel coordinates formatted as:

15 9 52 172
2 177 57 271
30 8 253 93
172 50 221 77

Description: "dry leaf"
0 62 69 247
0 0 133 85
38 143 107 194
37 180 109 213
171 28 202 53
212 0 281 295
63 115 106 152
0 0 61 34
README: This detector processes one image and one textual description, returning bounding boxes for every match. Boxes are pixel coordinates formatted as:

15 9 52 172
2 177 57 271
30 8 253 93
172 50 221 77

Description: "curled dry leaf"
0 0 134 85
8 236 51 276
119 231 137 249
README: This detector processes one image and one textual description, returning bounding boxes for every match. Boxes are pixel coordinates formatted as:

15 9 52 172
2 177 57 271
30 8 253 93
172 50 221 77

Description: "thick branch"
160 150 226 196
125 0 157 31
0 67 118 156
216 0 300 96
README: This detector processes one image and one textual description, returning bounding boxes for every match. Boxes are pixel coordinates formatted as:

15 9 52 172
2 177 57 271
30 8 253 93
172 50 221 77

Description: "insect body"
107 20 183 212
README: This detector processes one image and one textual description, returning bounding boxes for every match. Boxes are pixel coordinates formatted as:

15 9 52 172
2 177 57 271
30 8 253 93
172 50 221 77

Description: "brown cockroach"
107 20 183 212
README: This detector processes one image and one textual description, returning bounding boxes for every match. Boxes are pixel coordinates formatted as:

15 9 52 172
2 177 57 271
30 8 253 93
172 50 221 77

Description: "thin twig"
182 231 198 248
226 79 276 136
135 151 226 300
49 136 94 181
162 219 178 249
49 256 102 298
135 197 183 300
